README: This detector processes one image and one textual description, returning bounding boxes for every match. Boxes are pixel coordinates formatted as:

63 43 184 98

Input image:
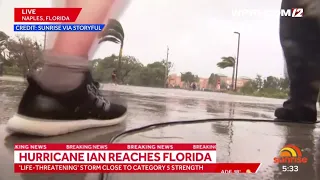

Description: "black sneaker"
274 100 317 123
6 72 127 136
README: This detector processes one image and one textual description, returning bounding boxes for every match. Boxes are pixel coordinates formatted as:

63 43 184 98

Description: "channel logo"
274 144 307 164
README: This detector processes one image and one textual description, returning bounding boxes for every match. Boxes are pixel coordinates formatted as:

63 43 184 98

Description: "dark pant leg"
280 0 320 110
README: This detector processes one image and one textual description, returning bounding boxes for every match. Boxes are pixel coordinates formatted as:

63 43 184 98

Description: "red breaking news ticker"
14 163 261 173
13 143 261 173
14 143 216 150
14 8 81 22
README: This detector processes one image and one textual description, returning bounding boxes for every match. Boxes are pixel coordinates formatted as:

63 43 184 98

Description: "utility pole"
43 31 47 50
164 46 169 88
234 32 240 91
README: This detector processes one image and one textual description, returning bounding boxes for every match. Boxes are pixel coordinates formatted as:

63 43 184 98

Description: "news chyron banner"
14 8 104 32
14 143 261 173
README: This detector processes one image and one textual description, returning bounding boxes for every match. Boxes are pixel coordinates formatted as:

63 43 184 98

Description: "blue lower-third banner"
14 24 105 32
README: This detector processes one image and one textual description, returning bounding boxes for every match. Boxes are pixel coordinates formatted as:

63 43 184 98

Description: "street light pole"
43 31 47 50
234 32 240 91
164 46 169 88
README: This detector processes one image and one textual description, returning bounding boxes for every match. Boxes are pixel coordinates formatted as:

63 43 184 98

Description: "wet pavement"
1 80 320 180
110 122 320 180
0 80 285 127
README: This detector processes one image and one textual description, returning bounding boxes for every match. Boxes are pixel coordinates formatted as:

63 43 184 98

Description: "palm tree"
98 19 124 75
217 56 236 89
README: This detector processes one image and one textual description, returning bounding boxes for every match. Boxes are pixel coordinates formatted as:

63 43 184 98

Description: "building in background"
167 73 251 90
198 78 208 90
217 74 251 90
167 74 183 88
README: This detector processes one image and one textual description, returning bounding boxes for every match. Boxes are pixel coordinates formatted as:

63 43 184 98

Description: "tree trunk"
231 65 235 90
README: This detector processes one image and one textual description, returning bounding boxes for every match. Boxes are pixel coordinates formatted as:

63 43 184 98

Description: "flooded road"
1 80 320 180
0 80 283 126
0 81 283 128
101 84 288 130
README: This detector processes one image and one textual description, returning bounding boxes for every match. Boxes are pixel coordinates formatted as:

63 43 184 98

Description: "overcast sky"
0 0 284 79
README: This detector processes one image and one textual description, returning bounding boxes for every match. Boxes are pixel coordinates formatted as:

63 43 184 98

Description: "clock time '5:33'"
282 165 299 172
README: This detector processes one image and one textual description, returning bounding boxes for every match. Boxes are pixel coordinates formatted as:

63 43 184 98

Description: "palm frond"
99 29 124 43
217 61 233 69
217 56 235 69
98 37 120 44
221 56 235 64
99 19 124 38
106 19 124 36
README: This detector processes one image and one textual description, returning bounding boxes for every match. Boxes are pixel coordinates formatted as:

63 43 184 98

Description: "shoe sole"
6 112 127 136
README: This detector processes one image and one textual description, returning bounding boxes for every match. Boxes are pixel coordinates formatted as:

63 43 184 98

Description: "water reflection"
211 122 230 135
128 94 167 116
0 81 25 97
238 110 273 119
206 101 226 114
0 81 25 124
211 121 234 157
179 98 199 107
228 102 235 118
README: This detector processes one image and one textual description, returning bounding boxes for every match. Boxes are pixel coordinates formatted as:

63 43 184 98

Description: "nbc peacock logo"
273 144 307 164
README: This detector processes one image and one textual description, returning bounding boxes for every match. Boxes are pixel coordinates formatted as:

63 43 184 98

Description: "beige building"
217 74 251 89
167 73 251 90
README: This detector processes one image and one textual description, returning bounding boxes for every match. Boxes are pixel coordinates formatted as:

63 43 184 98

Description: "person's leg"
275 0 320 122
6 0 130 136
53 0 124 57
38 0 118 93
